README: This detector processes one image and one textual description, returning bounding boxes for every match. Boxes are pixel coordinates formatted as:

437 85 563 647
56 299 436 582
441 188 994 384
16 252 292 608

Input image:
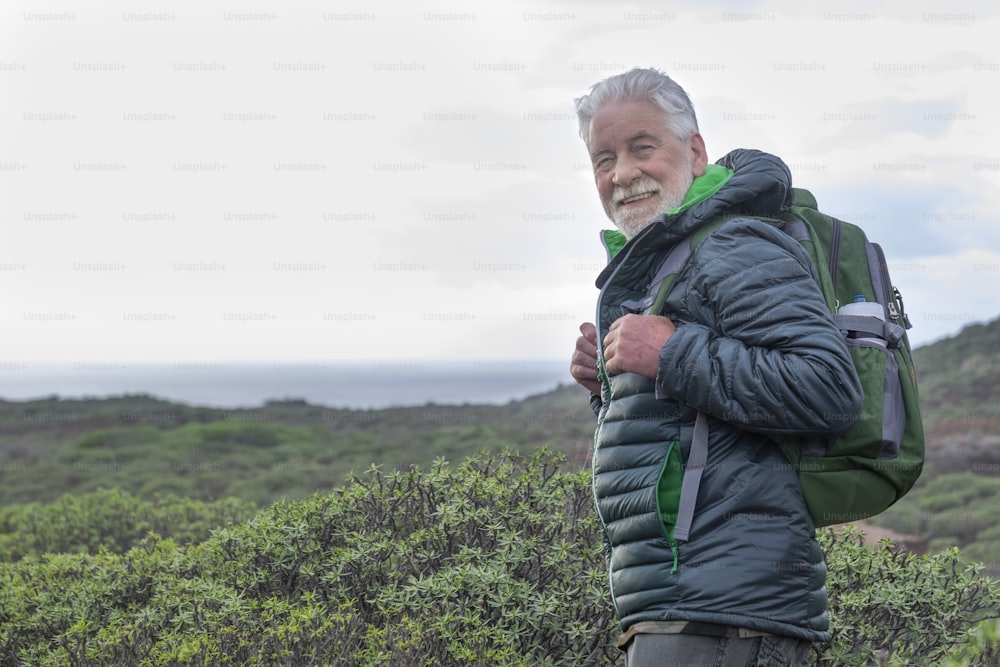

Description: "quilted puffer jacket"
591 148 863 642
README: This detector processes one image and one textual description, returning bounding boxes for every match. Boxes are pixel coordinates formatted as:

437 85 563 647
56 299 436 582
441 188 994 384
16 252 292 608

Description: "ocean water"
0 360 573 409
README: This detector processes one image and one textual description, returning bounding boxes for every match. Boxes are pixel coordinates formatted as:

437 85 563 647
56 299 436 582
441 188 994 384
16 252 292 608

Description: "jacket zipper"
591 226 657 620
593 226 658 384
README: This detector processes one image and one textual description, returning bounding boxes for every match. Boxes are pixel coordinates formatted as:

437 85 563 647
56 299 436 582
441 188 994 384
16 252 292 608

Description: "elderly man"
569 68 863 666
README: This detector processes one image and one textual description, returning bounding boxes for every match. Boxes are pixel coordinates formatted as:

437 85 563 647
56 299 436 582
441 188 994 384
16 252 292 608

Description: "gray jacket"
592 149 863 642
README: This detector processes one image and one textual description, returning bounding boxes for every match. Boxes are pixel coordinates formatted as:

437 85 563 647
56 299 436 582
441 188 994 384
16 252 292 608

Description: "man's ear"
688 132 709 178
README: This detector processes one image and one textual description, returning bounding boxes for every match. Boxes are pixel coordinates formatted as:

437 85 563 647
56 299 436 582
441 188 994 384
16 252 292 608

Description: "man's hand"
603 313 676 379
570 322 602 395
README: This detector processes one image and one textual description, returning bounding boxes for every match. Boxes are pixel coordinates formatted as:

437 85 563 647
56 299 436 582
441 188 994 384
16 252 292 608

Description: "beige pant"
624 632 813 667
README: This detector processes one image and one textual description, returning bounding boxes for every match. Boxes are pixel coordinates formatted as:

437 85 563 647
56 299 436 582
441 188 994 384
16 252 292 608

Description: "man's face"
588 98 707 239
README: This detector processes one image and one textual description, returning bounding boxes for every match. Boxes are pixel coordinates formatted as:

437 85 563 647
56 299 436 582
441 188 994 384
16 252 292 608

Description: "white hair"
574 67 700 150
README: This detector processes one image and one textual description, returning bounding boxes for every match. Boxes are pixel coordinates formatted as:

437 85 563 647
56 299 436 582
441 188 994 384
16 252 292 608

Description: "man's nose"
611 156 641 186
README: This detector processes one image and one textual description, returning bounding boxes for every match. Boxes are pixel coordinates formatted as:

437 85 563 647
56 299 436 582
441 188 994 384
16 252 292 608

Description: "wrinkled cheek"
596 179 615 217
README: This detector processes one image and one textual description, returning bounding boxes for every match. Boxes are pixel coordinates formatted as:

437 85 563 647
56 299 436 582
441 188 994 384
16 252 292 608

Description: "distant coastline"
0 360 572 410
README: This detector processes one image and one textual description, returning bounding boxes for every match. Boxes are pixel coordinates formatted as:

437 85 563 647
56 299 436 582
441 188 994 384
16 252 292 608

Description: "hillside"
912 316 1000 446
859 317 1000 570
1 317 998 562
0 385 596 508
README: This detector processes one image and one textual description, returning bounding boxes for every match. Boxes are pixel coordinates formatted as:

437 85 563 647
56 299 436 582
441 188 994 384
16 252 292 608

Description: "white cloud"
1 0 997 365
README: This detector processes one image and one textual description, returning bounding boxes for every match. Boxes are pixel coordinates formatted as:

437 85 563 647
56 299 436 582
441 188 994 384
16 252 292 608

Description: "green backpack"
641 187 925 535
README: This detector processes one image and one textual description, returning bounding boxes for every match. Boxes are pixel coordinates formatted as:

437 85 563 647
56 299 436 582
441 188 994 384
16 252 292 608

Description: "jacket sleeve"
654 217 864 436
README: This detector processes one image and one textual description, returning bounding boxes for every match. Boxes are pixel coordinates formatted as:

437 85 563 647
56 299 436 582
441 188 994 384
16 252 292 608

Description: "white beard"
612 174 693 239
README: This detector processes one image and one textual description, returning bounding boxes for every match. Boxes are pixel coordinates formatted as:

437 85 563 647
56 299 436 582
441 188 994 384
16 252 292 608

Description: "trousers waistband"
618 621 773 648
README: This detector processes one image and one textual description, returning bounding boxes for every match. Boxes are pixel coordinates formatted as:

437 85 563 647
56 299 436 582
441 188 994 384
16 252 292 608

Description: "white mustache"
613 177 661 205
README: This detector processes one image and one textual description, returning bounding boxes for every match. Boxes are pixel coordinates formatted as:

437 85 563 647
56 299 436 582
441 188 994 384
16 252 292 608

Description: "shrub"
73 426 163 451
0 450 618 666
818 526 1000 666
871 472 1000 578
0 488 255 562
0 451 998 665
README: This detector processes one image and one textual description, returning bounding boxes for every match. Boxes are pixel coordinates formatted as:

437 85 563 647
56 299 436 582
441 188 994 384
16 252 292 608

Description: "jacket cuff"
589 393 603 417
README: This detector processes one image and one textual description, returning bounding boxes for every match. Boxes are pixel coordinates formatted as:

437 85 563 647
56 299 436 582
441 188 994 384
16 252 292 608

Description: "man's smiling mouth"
618 191 658 206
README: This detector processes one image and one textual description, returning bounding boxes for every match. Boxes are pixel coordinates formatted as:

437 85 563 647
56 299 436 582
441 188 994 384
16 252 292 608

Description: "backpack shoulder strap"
642 241 696 315
620 216 734 317
626 216 731 541
674 411 708 541
637 212 812 541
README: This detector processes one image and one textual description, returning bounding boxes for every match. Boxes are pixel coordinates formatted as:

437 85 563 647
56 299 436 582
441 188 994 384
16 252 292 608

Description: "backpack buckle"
620 297 654 316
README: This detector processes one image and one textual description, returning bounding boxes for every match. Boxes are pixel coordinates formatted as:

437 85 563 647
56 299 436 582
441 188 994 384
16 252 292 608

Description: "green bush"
0 450 617 666
818 527 1000 666
74 426 164 451
871 472 1000 575
1 451 998 665
942 618 1000 666
0 488 255 562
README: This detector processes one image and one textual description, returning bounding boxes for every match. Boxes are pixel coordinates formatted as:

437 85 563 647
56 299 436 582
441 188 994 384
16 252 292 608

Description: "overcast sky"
2 0 998 366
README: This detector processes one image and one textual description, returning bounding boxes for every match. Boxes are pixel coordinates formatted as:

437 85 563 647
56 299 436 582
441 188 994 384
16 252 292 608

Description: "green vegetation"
0 488 255 562
1 317 993 521
0 451 996 665
863 317 1000 575
912 318 1000 428
1 316 999 663
0 388 596 508
0 451 617 666
870 472 1000 577
819 527 1000 666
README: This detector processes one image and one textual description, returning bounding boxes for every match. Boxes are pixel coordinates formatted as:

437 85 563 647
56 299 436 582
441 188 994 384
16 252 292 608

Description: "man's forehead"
589 101 671 149
590 129 661 155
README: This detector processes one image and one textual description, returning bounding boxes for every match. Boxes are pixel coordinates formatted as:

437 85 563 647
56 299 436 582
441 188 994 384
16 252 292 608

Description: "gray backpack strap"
618 239 697 316
782 218 811 243
633 230 717 541
674 411 709 542
641 239 696 315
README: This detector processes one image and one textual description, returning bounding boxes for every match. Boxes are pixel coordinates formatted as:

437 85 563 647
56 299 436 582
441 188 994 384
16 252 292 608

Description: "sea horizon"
0 359 574 410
